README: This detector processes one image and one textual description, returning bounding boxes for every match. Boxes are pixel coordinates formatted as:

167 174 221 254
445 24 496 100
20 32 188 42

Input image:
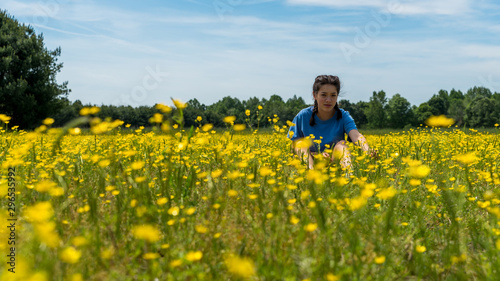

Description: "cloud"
286 0 473 15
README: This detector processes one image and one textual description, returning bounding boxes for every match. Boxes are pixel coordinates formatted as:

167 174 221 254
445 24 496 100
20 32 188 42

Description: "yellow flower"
290 216 300 225
326 273 341 281
349 196 367 210
245 109 251 116
233 124 246 131
131 161 145 170
224 254 255 278
425 115 455 127
408 165 430 178
71 273 83 281
24 202 54 223
131 224 161 242
376 187 397 200
149 113 163 124
304 223 318 232
223 116 236 124
258 105 263 110
228 190 238 197
155 103 172 113
98 159 111 168
0 114 12 122
196 116 202 122
185 207 196 215
294 138 313 149
211 169 223 178
34 181 57 193
172 99 187 109
409 179 421 186
34 221 61 248
455 152 479 164
170 259 183 267
416 245 426 253
374 255 386 264
201 123 214 132
157 197 168 205
259 166 273 177
69 128 81 135
143 252 160 260
71 236 88 247
60 247 82 264
168 206 180 216
195 225 209 234
79 106 100 116
42 118 55 125
185 251 203 261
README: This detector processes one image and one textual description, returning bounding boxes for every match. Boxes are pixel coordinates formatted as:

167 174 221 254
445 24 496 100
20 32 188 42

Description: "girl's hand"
369 149 378 159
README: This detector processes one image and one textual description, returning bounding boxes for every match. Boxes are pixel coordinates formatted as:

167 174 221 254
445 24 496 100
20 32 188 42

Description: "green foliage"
386 94 413 129
365 90 388 129
413 103 433 126
0 10 69 129
464 96 497 127
340 99 368 128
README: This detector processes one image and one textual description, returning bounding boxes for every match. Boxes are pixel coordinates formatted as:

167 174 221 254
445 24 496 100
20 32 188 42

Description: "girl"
288 75 376 170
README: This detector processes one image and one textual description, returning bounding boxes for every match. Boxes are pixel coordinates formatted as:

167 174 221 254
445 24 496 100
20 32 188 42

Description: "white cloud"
286 0 473 15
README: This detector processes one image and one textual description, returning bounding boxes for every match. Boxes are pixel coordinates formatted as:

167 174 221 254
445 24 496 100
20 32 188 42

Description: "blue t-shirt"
288 106 357 152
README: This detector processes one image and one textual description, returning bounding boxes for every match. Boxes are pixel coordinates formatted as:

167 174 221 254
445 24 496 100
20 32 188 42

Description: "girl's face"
313 84 338 115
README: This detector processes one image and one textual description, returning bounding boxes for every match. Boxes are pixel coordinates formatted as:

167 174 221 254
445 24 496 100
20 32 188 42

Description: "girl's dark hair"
310 75 342 126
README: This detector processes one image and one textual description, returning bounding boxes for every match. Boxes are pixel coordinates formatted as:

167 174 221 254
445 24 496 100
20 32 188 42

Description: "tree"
427 90 449 116
464 96 497 127
0 10 70 129
413 103 433 126
449 89 464 100
365 90 387 129
339 99 368 128
387 94 413 128
184 98 207 127
448 99 466 127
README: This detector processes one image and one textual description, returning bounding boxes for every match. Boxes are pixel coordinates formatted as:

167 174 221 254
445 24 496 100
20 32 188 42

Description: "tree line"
50 86 500 130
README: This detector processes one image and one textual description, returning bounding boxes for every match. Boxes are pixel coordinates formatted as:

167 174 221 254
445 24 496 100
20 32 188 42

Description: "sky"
4 0 500 108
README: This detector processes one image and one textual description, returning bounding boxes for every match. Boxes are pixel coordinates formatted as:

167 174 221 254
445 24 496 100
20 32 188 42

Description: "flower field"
1 111 500 281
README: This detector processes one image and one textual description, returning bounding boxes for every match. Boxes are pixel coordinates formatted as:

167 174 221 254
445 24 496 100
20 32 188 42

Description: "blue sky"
4 0 500 108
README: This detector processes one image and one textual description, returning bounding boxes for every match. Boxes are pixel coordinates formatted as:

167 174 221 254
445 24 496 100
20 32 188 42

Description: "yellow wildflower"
425 115 454 127
224 254 255 278
185 251 203 261
131 225 161 242
223 116 236 124
60 247 82 264
416 245 426 253
374 255 386 264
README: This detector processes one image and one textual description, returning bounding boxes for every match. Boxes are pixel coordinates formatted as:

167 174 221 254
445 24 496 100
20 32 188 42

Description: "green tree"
427 90 449 115
413 103 433 126
365 90 387 129
387 94 413 128
339 99 368 128
285 95 307 122
184 98 207 127
0 10 70 129
464 96 497 127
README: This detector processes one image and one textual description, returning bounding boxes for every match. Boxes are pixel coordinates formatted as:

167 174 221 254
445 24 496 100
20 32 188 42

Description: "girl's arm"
348 129 377 157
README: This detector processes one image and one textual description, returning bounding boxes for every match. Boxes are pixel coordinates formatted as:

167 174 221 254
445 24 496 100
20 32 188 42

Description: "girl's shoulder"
296 106 314 117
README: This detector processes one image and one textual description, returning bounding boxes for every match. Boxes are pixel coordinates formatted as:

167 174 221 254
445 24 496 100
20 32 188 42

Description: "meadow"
0 108 499 281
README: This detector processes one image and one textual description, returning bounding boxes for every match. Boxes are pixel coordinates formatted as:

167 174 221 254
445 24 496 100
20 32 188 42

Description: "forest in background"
51 86 500 129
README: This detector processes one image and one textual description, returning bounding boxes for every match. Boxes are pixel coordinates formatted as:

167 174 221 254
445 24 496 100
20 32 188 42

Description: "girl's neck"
316 109 335 121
